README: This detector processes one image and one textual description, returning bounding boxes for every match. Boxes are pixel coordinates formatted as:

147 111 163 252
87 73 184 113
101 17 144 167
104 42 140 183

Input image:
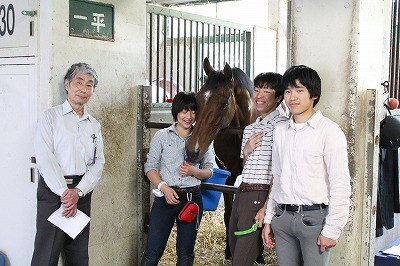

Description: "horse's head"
186 57 236 163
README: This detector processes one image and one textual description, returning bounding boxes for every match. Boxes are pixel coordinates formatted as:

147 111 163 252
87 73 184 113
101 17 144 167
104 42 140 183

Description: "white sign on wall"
0 0 38 263
0 1 31 51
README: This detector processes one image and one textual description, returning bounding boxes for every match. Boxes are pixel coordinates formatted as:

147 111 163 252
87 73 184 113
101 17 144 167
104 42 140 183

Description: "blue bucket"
0 251 5 266
201 168 231 211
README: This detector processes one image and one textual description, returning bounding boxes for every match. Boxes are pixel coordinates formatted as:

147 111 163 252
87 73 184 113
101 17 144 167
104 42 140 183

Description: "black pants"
31 176 92 266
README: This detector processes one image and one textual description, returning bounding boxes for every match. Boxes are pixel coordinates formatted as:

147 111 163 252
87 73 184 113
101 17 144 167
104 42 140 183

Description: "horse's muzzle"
185 149 202 164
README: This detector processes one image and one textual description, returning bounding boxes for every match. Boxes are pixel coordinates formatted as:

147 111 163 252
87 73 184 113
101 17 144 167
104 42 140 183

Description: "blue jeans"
142 190 203 265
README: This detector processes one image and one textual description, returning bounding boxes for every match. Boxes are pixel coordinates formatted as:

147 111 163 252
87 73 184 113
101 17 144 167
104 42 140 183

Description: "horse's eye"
220 102 228 109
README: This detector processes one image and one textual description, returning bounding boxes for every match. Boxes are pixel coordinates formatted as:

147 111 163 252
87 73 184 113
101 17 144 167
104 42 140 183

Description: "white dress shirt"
34 100 105 196
264 110 351 240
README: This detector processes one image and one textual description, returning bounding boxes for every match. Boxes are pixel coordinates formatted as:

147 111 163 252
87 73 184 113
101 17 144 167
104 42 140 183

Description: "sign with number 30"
0 4 15 36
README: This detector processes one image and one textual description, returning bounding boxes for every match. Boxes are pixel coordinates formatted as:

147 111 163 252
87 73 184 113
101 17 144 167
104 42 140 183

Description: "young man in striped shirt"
228 72 288 265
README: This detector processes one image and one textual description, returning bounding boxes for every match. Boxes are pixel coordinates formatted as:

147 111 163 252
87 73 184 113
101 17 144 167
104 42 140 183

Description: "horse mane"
232 67 254 96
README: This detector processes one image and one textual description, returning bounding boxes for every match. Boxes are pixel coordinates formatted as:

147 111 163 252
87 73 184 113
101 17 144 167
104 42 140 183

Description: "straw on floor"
158 209 278 266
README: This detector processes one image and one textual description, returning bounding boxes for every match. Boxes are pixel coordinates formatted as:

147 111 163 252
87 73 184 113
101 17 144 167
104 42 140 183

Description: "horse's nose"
186 149 200 163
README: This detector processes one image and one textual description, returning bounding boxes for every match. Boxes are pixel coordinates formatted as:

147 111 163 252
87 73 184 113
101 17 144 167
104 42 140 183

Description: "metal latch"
30 156 37 183
21 10 37 17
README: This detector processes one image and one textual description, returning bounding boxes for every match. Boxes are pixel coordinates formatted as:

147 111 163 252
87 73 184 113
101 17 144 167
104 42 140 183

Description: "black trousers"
31 176 92 266
376 148 400 237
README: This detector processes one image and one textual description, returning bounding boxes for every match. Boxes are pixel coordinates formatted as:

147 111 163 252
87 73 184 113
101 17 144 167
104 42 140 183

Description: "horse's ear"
223 63 233 82
203 57 214 76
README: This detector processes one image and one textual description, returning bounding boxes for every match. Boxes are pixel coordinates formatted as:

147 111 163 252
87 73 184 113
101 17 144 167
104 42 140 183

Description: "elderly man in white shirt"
31 63 105 266
262 65 351 266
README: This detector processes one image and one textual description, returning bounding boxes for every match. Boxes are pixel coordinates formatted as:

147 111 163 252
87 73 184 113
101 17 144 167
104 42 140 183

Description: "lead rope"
213 150 227 170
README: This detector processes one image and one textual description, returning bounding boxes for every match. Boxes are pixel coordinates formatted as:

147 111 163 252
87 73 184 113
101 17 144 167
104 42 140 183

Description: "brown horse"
186 57 258 259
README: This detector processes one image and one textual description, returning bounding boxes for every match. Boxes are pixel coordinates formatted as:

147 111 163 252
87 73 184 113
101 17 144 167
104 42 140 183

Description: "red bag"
178 201 199 222
178 201 199 223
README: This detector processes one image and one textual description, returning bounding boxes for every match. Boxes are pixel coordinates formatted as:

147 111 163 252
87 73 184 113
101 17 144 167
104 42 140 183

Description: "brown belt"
170 185 200 194
239 182 270 192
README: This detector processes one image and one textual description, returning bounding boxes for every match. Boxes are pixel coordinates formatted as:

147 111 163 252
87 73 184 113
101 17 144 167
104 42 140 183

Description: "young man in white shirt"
262 65 351 266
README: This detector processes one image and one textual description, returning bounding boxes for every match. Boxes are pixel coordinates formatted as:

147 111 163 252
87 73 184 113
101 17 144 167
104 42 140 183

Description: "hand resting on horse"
179 161 211 180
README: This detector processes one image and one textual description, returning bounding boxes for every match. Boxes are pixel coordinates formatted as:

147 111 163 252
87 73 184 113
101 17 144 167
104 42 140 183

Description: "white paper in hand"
382 244 400 256
47 205 90 239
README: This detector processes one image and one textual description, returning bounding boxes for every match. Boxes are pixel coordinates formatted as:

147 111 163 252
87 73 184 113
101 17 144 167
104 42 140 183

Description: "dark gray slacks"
271 206 331 266
31 176 92 266
228 189 268 266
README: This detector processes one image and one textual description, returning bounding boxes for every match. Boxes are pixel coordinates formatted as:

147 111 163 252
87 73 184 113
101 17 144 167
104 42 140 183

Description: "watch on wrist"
77 188 84 198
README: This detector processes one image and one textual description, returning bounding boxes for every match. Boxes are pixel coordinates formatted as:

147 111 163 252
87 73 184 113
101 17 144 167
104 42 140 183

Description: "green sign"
69 0 114 41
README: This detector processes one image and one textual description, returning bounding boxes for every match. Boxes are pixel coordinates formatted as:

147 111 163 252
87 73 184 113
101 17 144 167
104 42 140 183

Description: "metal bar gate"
146 4 253 103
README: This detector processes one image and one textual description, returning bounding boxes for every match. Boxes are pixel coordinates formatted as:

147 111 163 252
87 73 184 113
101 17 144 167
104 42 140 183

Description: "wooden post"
137 85 152 262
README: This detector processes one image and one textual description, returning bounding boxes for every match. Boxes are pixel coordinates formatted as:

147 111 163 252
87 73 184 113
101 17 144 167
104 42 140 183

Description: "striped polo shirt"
240 110 288 184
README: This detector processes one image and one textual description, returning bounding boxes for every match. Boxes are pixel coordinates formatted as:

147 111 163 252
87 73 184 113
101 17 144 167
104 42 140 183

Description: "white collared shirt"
34 100 105 196
264 110 351 240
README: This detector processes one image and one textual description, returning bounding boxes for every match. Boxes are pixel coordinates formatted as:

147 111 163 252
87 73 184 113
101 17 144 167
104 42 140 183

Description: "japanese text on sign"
69 0 114 42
